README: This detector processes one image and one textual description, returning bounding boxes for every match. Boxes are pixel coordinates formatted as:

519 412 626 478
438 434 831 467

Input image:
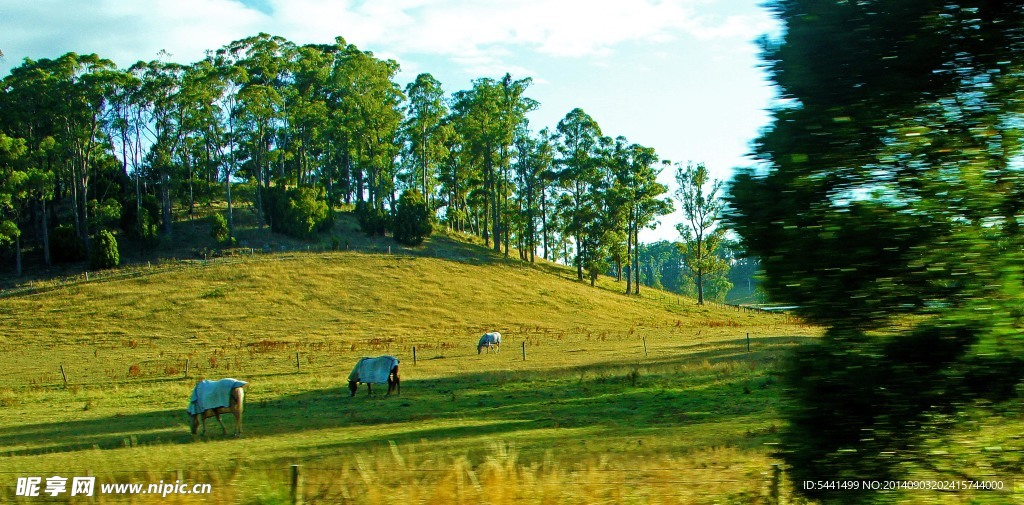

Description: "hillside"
0 233 798 387
0 234 822 504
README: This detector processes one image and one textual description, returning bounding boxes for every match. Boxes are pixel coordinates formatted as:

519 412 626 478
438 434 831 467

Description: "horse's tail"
232 386 245 412
390 364 400 395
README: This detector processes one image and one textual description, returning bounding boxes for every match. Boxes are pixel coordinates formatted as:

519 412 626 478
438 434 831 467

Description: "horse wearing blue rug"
188 378 246 436
347 356 400 397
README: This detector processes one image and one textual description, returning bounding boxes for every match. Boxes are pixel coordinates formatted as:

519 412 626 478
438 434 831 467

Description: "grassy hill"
0 230 824 503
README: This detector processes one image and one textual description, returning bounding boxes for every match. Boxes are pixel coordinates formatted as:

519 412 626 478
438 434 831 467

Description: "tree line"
0 33 730 300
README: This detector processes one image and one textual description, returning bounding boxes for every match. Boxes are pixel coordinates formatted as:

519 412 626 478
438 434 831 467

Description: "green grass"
9 229 1018 504
0 230 823 503
0 227 1019 499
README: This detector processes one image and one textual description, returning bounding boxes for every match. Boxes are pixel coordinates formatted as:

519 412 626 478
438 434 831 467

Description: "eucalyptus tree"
448 84 496 243
496 74 538 256
0 133 27 273
511 127 555 262
9 53 119 251
608 139 672 294
436 120 474 233
554 108 604 280
332 43 404 213
1 61 60 264
402 73 447 207
284 44 333 188
177 59 230 218
204 52 247 240
218 33 297 229
675 162 727 305
134 58 190 235
448 74 535 252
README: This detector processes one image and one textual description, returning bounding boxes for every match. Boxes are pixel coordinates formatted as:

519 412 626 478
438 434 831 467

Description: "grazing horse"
188 378 246 437
478 331 501 354
348 356 400 397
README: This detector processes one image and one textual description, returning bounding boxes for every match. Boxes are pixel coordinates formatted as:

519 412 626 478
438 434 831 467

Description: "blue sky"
0 0 780 242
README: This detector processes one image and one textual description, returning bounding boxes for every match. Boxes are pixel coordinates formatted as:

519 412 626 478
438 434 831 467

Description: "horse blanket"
479 332 501 348
187 378 247 415
348 356 399 384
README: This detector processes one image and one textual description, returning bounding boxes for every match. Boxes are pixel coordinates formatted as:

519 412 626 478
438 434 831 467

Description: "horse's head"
348 380 358 397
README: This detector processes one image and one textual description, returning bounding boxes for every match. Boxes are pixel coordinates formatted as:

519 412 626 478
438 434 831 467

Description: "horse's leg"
366 383 372 396
214 411 227 435
200 414 208 436
233 388 244 437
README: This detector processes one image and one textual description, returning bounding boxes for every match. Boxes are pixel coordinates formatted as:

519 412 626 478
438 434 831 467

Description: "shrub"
263 185 333 239
120 198 160 249
393 189 433 246
50 225 86 264
89 198 122 231
355 200 390 237
89 230 120 270
209 212 230 244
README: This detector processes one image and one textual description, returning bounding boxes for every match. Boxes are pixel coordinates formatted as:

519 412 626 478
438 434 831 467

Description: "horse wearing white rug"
478 332 501 354
188 378 246 436
347 356 400 397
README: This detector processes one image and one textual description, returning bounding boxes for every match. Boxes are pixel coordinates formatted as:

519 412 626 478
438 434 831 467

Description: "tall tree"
608 139 672 295
728 1 1024 499
0 133 28 274
554 108 604 281
675 162 727 305
333 43 404 214
402 73 447 207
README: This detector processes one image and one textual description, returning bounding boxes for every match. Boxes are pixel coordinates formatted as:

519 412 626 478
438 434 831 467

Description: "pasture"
11 241 1003 504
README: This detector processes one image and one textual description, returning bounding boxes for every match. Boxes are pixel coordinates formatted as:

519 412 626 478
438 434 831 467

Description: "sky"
0 0 781 242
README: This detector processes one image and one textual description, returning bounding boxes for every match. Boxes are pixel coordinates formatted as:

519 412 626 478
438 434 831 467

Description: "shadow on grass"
0 337 809 458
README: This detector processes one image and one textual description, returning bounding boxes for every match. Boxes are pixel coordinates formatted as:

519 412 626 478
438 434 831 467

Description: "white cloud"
0 0 266 71
1 0 773 75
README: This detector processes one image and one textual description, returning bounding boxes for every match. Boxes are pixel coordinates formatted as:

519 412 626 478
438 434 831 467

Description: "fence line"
0 463 793 505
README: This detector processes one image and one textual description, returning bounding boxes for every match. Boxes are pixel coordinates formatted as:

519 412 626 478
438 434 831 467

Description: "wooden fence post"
184 359 190 378
60 365 68 386
746 333 750 353
642 337 648 357
295 352 300 373
291 464 303 505
412 346 417 365
521 341 526 361
769 464 781 505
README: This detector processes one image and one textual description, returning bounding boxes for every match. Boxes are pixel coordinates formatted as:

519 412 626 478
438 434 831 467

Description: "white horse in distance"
478 332 501 354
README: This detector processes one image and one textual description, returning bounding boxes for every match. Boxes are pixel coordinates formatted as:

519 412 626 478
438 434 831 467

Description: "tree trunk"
40 199 51 267
633 226 640 295
15 233 22 277
161 172 173 236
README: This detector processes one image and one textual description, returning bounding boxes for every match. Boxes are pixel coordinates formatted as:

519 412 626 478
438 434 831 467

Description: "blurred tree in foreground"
728 1 1024 501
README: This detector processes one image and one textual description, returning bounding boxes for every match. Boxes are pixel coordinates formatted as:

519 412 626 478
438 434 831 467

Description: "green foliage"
120 196 161 249
263 185 333 239
675 162 729 305
89 229 120 270
209 212 230 244
89 198 122 231
355 200 389 236
729 0 1024 496
393 189 433 246
50 225 86 264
